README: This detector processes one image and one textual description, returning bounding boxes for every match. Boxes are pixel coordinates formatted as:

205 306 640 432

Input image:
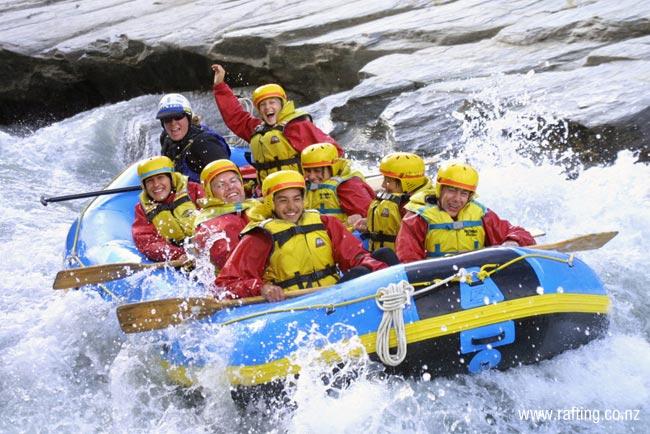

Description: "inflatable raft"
60 153 610 407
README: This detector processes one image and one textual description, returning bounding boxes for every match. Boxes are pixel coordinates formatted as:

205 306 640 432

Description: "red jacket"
338 177 376 217
396 209 536 263
131 182 205 261
193 212 249 271
213 82 344 155
215 214 386 298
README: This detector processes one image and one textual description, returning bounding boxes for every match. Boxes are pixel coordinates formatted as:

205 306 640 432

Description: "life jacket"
249 100 311 183
242 210 339 290
365 191 409 252
161 124 231 183
405 192 486 257
139 172 198 245
304 162 366 225
365 177 434 252
194 198 258 228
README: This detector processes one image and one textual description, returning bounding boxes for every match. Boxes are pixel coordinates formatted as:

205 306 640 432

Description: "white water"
1 87 649 433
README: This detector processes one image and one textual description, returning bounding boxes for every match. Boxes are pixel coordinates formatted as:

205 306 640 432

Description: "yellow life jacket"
193 197 258 228
365 177 434 252
139 172 198 245
366 191 409 252
242 210 339 290
405 192 486 257
249 100 311 183
305 160 366 226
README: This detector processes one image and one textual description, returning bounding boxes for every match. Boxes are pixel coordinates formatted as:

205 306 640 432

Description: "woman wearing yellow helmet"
131 156 205 262
211 64 344 183
215 170 388 302
396 162 536 262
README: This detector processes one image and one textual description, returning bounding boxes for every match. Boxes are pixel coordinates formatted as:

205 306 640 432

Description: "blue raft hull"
62 152 610 406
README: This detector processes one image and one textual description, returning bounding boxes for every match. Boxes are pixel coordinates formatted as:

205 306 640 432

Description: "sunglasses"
162 114 186 123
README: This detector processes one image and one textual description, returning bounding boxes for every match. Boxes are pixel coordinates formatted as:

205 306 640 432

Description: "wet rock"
0 0 649 165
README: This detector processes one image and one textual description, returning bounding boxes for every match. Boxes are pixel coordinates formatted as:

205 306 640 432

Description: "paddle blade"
116 297 233 334
116 287 323 334
534 231 618 253
52 259 188 290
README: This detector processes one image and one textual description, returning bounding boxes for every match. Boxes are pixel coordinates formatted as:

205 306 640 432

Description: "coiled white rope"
375 280 415 366
374 270 467 367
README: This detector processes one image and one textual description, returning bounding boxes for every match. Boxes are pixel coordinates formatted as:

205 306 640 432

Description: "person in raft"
215 170 388 302
211 64 344 183
132 156 204 262
192 159 260 275
395 162 536 262
301 142 375 230
156 93 231 183
354 152 434 253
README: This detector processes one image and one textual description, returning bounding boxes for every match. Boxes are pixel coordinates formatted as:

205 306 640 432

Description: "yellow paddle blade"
52 259 188 290
534 231 618 253
116 297 245 334
116 287 322 334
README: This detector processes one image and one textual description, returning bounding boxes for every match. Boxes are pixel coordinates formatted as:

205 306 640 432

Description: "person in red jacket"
396 162 535 263
192 159 259 274
211 64 344 183
215 170 388 302
131 156 205 262
301 142 375 229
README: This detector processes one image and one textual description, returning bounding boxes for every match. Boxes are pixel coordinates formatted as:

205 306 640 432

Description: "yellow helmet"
301 143 339 170
200 159 242 198
435 162 479 197
137 156 174 184
252 83 287 108
262 170 305 209
379 152 426 193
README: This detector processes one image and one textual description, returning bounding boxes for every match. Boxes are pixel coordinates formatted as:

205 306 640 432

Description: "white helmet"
156 93 192 120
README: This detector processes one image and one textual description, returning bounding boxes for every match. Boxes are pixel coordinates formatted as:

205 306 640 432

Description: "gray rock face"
1 0 649 164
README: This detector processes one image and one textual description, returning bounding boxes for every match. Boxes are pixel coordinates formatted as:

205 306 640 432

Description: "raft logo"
517 407 641 424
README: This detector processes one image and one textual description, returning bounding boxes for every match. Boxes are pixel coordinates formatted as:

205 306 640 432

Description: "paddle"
531 231 617 253
40 185 141 206
115 231 617 334
52 258 190 290
116 286 322 334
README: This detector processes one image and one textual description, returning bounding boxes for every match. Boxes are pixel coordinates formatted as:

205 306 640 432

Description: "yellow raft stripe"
225 293 610 387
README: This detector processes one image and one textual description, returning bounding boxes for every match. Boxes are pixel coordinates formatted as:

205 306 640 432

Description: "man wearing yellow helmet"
132 156 205 262
192 160 260 275
301 143 376 228
396 162 535 262
354 152 434 252
211 64 344 183
215 170 388 302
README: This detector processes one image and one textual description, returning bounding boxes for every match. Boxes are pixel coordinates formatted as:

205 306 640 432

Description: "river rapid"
1 87 648 433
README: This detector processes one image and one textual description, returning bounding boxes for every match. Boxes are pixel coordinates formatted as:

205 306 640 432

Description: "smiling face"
210 170 245 203
273 188 304 223
438 185 472 219
304 166 332 184
144 174 172 202
162 114 190 141
257 97 283 126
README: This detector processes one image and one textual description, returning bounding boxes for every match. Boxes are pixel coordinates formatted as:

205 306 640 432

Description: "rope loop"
375 280 415 366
